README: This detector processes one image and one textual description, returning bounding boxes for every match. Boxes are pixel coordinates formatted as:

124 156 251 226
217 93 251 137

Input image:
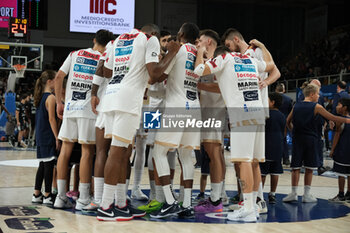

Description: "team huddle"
31 22 350 223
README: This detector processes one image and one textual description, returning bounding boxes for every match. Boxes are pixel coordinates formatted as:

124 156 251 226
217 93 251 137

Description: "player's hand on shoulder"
167 40 180 54
249 39 264 48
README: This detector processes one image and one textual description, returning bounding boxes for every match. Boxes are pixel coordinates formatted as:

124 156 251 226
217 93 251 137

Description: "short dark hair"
275 83 285 93
221 28 244 43
214 45 231 57
160 30 171 38
338 80 347 90
339 98 350 113
269 92 283 108
141 23 160 38
180 22 200 44
95 29 115 47
200 29 220 45
20 93 29 101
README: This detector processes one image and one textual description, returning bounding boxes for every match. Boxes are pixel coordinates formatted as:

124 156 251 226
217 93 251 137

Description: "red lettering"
73 72 93 81
237 73 257 78
105 0 117 15
186 70 199 79
209 59 217 68
89 0 116 15
115 56 130 62
78 50 100 60
119 33 139 40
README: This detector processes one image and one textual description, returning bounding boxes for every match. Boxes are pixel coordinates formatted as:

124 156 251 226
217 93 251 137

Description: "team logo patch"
152 52 158 57
234 64 256 73
187 53 195 61
73 64 96 74
76 57 98 66
143 110 162 129
115 46 133 56
243 90 259 101
117 39 134 47
72 91 87 101
185 61 194 70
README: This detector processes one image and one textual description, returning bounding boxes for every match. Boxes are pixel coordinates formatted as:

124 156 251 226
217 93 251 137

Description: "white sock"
101 184 116 209
79 183 90 200
221 180 227 197
116 184 126 208
179 185 184 203
149 180 156 200
257 182 264 200
155 185 165 203
304 185 311 196
94 177 104 202
125 179 129 195
253 191 258 203
292 186 298 195
163 184 175 205
57 179 67 199
210 183 221 202
183 188 192 208
132 170 143 191
243 192 254 211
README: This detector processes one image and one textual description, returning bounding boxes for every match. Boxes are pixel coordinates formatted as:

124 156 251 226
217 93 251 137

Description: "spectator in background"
275 83 293 165
332 81 350 114
297 81 309 102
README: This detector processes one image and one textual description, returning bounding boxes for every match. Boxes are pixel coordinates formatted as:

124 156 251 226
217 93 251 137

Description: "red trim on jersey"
185 45 197 56
221 53 226 59
77 50 100 60
209 58 217 68
119 33 139 40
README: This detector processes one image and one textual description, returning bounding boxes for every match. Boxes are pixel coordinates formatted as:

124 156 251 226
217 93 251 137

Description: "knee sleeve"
152 144 170 177
134 136 146 170
167 150 177 170
178 148 194 180
148 147 154 171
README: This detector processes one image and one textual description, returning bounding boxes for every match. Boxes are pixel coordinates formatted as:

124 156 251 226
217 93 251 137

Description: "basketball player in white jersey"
222 28 281 213
193 29 228 213
81 39 115 211
148 22 200 218
54 30 114 210
96 24 180 221
194 39 276 222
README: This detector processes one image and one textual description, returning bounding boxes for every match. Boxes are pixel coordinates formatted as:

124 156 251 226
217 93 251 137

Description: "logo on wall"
90 0 117 15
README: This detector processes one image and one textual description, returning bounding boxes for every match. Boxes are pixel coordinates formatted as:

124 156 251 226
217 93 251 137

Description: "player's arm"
1 103 10 115
16 108 20 126
315 104 350 124
329 122 342 158
91 60 105 115
286 108 294 131
55 53 72 119
46 95 60 150
249 39 275 73
259 65 281 89
197 82 221 93
194 47 213 77
54 70 67 120
147 40 180 84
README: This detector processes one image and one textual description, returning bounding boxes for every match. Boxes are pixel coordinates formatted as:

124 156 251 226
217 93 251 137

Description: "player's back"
165 43 199 108
292 101 318 137
61 48 101 119
102 29 160 116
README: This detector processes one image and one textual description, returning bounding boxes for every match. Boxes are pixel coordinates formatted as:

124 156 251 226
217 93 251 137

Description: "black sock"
338 192 345 197
345 191 350 197
209 197 221 206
